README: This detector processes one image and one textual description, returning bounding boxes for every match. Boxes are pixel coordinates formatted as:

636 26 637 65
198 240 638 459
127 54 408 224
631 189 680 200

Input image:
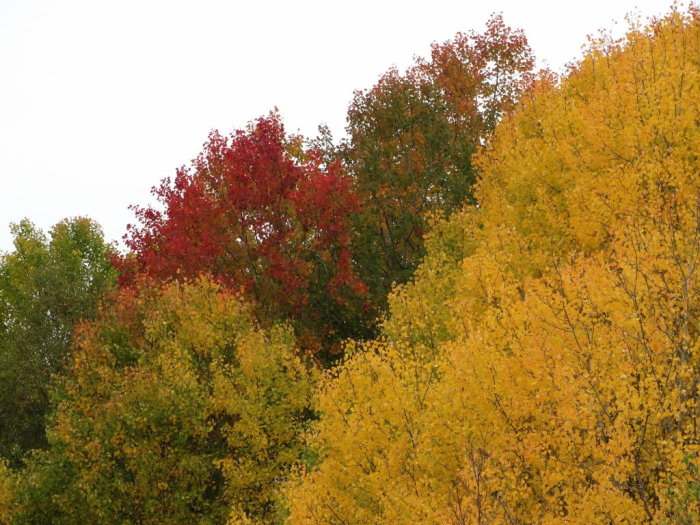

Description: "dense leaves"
0 460 15 524
12 278 316 524
118 16 535 349
286 7 700 523
0 218 116 466
5 7 700 524
118 114 369 358
345 14 535 304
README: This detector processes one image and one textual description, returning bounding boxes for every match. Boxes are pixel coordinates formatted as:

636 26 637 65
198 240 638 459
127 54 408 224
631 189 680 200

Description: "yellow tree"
0 460 15 524
13 277 316 524
286 6 700 523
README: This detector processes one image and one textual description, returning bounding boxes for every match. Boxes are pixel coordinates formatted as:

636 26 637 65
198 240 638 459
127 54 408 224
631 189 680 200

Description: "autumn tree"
0 218 116 467
344 13 535 304
12 277 316 524
286 6 700 523
0 460 15 524
118 113 369 358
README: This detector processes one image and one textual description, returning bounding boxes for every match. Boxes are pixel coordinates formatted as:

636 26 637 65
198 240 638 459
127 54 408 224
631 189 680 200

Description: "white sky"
0 0 678 251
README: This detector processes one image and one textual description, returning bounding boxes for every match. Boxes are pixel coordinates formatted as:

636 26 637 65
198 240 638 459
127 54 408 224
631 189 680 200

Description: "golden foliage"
0 460 15 524
286 7 700 523
13 277 316 524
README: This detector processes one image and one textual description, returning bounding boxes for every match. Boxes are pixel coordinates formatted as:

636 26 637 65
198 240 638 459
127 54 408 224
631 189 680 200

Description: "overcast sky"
0 0 679 251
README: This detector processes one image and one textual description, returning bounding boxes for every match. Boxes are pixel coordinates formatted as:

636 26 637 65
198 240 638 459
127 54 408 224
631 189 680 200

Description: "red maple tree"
116 114 368 354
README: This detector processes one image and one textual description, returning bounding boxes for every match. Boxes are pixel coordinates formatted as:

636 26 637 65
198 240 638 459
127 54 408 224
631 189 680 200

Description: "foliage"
662 453 700 524
286 7 700 523
345 13 535 304
118 114 369 359
0 459 16 524
5 6 700 524
0 218 116 466
12 277 316 524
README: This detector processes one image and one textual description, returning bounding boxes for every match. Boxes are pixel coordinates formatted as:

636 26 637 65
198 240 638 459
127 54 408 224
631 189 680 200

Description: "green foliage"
662 454 700 525
346 69 472 297
0 218 116 466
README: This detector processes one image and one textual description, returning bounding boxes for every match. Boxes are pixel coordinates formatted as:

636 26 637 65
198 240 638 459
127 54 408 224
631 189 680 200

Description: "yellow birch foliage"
12 277 315 524
286 7 700 523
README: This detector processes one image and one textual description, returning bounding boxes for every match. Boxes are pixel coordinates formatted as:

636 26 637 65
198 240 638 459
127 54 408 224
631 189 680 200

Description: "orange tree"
344 14 535 305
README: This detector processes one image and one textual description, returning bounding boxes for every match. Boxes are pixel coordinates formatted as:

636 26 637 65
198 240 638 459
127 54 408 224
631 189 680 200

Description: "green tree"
0 218 116 466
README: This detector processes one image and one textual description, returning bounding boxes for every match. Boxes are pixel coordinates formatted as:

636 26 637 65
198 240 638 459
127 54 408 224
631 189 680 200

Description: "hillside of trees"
2 6 700 523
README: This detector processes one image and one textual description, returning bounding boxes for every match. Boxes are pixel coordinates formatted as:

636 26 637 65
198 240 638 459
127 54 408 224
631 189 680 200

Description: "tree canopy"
0 218 116 466
117 114 370 359
345 13 535 305
11 277 316 524
285 7 700 523
4 6 700 524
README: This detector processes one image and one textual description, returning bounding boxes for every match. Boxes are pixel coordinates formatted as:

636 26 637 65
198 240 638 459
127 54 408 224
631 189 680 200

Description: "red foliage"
116 114 366 339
